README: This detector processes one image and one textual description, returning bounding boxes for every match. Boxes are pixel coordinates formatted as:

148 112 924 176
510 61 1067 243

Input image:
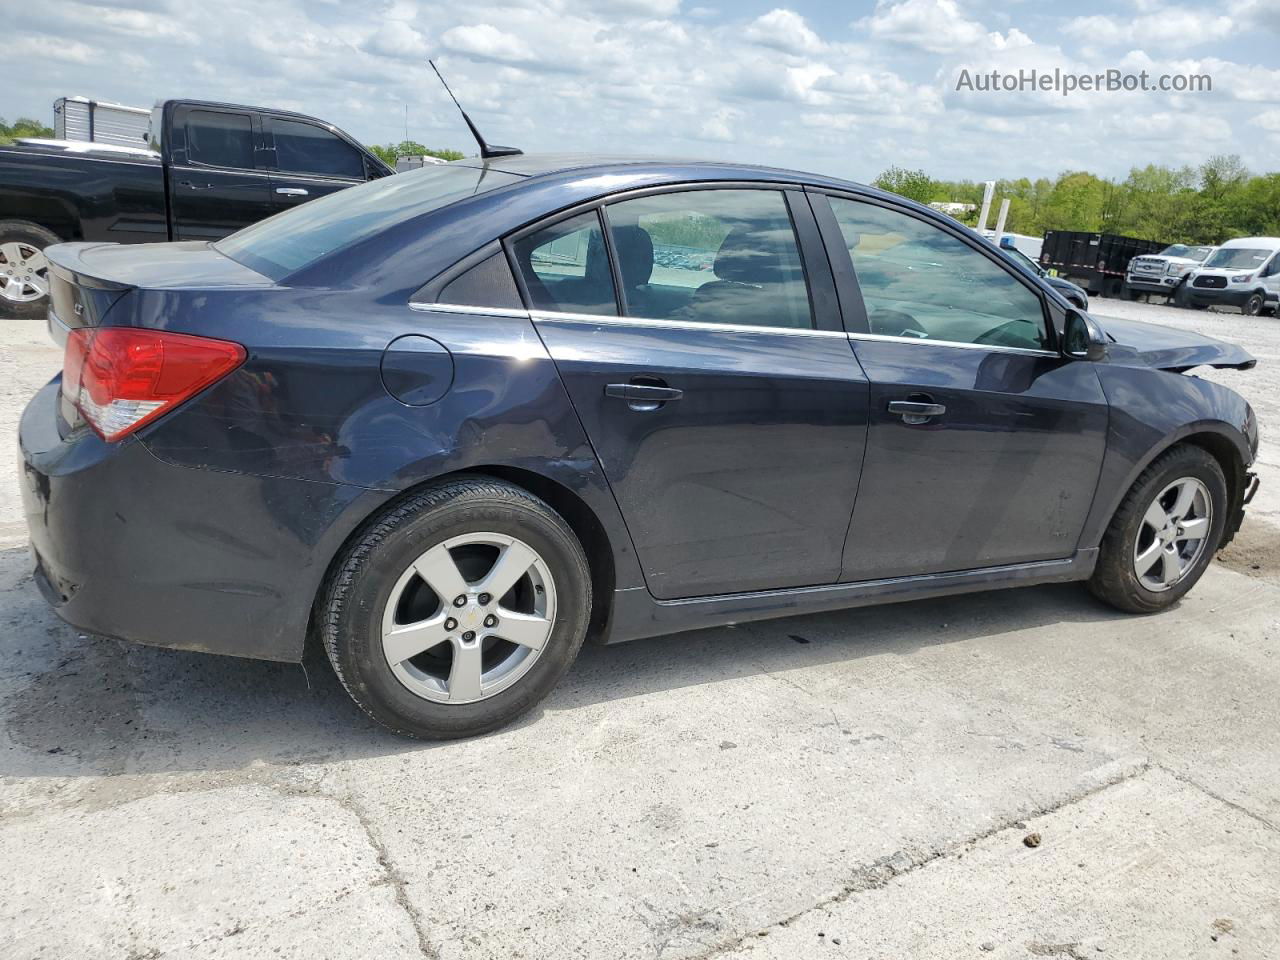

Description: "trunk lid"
1098 315 1257 371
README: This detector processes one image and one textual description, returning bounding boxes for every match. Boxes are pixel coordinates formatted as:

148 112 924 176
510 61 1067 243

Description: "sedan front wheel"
1088 445 1227 613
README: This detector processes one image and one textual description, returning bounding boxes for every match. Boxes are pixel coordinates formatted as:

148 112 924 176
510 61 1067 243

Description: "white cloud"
1063 10 1232 52
861 0 987 54
744 9 824 55
362 23 431 60
3 0 1278 182
439 24 535 64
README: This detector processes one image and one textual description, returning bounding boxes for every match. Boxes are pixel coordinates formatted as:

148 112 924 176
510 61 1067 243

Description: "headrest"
612 225 654 288
714 226 781 283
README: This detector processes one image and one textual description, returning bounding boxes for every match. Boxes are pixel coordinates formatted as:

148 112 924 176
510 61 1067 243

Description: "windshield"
215 164 523 279
1160 244 1215 261
1203 247 1273 270
1000 246 1042 274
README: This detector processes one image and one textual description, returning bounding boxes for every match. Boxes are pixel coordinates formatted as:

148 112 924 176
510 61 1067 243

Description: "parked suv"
1124 243 1215 301
1183 237 1280 314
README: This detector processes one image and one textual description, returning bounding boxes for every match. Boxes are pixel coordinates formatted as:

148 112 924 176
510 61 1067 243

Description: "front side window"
186 110 254 169
828 197 1049 351
272 119 364 179
604 189 813 330
511 211 617 316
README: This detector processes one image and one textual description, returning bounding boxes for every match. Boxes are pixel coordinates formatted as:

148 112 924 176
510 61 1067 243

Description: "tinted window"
187 110 253 169
215 165 522 280
273 119 364 179
512 211 617 316
604 189 812 329
828 197 1048 350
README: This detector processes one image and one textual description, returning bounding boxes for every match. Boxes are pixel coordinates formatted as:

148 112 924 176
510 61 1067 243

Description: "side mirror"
1063 308 1106 362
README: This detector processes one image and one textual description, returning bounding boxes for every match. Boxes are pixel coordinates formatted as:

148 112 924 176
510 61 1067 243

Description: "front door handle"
888 399 946 424
178 180 214 190
275 187 310 197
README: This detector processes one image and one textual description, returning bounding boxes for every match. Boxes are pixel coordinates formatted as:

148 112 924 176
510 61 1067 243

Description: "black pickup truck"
0 99 393 317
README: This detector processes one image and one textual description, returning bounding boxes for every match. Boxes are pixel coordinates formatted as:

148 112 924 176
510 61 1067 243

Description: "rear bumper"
19 380 380 662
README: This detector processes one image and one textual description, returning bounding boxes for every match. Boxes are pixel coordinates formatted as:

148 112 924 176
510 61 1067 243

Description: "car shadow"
0 544 1135 780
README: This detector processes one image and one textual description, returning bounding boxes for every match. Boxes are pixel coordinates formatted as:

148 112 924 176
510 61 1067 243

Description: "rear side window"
604 189 813 330
186 110 254 169
272 119 364 179
827 197 1049 351
215 165 523 280
511 211 617 316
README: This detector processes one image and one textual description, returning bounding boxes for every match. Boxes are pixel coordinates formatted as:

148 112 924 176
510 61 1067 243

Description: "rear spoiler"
44 243 135 345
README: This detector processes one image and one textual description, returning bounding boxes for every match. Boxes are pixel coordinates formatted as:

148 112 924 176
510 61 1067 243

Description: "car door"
811 192 1109 582
265 116 372 213
168 105 274 240
512 187 871 600
1259 251 1280 306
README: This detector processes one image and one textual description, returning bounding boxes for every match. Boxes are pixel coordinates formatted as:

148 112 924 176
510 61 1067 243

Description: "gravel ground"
1 298 1278 959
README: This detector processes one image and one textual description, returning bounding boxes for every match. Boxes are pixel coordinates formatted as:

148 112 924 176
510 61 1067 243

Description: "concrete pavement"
2 300 1278 958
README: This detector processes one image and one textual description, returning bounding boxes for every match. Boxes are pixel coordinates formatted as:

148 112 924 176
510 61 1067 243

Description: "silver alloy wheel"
381 532 556 704
1133 476 1212 592
0 242 49 304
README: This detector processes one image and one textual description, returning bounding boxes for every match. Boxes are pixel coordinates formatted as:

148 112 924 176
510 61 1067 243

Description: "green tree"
368 140 465 164
872 166 937 204
0 116 55 145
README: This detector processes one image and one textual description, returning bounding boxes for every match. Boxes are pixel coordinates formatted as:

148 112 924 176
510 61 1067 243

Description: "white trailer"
53 97 151 149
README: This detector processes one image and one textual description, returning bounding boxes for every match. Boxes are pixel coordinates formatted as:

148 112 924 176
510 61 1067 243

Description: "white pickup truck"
1123 243 1216 301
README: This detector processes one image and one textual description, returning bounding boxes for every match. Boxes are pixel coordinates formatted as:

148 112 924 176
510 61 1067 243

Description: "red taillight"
62 327 246 442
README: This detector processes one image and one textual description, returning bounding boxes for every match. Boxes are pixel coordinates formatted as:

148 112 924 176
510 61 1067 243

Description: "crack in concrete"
267 780 438 959
1156 763 1280 834
690 757 1152 959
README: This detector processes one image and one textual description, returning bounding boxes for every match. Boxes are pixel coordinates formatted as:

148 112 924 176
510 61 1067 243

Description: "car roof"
1218 237 1280 248
449 152 872 194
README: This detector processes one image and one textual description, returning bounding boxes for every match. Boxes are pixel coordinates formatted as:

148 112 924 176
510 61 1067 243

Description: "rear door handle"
606 384 683 401
888 400 946 424
275 187 309 197
605 382 683 410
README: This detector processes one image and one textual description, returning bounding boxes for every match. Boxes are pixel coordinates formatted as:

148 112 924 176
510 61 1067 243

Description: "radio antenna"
429 60 522 160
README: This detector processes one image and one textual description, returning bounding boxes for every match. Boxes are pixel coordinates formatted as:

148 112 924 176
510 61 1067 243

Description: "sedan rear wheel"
323 477 591 739
1088 445 1227 613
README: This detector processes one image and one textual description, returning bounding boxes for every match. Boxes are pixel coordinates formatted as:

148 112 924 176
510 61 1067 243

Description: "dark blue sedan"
20 155 1260 738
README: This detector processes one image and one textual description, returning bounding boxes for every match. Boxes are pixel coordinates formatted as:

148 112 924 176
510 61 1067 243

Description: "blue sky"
6 0 1280 183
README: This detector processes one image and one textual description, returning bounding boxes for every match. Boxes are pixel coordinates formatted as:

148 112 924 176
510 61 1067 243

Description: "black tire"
322 477 591 739
0 220 59 319
1088 445 1228 614
1242 293 1264 316
1121 285 1139 301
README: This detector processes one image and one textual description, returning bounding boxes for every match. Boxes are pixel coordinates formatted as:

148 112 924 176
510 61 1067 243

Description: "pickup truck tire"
0 220 59 319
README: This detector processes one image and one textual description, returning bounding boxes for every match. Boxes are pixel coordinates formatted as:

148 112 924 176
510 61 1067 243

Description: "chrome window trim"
413 304 1062 355
409 302 530 319
529 309 845 338
846 330 1058 358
